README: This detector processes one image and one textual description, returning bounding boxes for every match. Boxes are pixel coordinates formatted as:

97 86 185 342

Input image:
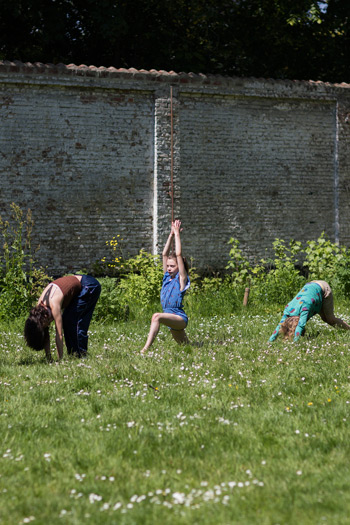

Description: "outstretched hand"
172 219 183 233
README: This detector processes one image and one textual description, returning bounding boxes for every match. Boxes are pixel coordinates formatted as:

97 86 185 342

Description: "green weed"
0 203 51 319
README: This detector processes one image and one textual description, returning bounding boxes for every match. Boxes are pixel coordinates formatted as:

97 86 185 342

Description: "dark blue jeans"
62 275 101 357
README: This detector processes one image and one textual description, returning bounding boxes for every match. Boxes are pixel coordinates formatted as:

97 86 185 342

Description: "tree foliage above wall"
0 0 349 82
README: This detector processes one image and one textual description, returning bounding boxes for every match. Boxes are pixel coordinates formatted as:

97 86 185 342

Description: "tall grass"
1 295 350 524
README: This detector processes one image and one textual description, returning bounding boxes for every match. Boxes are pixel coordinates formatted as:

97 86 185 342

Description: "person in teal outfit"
269 280 350 342
141 219 190 353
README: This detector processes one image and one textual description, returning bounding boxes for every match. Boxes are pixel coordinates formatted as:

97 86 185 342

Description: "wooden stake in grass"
243 287 250 306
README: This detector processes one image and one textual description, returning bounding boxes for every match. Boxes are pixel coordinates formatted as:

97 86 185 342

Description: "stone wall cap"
0 60 349 90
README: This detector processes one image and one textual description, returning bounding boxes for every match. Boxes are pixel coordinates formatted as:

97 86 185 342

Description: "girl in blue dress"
141 220 190 353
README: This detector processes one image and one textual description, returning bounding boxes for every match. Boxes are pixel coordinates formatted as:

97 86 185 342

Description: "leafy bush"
93 277 130 323
253 238 304 305
225 233 350 306
303 233 350 297
226 238 259 286
304 232 345 280
225 237 304 305
118 250 163 308
331 259 350 298
95 232 350 320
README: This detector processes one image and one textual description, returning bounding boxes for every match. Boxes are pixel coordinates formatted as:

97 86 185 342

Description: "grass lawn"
1 306 350 524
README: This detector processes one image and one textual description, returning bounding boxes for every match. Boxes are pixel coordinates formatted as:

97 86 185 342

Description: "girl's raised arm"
173 220 188 291
162 223 175 274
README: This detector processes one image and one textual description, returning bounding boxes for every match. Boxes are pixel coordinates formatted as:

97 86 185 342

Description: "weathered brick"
0 62 349 273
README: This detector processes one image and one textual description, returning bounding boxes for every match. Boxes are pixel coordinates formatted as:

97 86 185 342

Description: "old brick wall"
338 93 350 248
177 93 336 268
0 62 349 274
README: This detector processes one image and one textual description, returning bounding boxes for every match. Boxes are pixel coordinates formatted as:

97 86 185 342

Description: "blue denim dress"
160 272 190 325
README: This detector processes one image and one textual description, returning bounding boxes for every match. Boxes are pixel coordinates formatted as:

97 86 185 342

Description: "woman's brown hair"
24 304 51 350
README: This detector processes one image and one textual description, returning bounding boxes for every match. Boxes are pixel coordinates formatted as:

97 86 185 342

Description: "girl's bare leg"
141 313 161 352
141 313 187 353
170 328 189 345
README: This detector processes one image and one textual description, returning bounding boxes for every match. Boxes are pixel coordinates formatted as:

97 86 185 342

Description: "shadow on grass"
16 356 44 365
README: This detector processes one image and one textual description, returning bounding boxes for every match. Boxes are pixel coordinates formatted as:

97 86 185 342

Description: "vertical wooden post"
170 86 174 224
243 287 250 306
170 86 174 253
